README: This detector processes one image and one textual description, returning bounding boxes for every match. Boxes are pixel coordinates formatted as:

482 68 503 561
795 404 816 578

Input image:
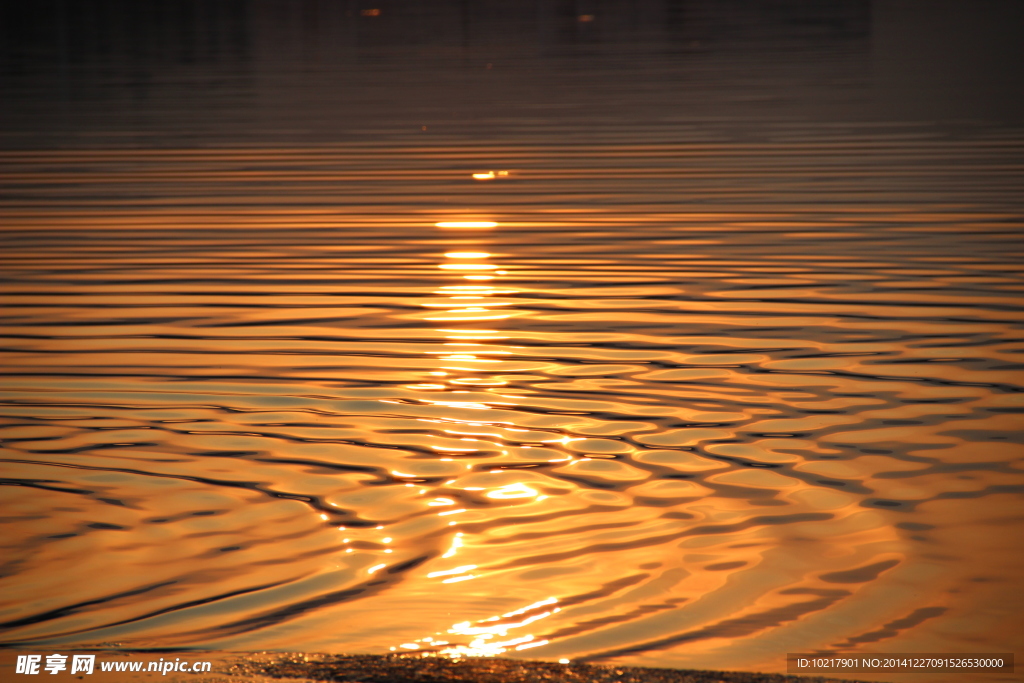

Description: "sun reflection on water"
392 597 561 658
435 221 498 228
379 222 583 659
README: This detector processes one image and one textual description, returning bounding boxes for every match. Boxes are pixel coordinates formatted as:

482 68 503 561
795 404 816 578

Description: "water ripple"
1 138 1022 676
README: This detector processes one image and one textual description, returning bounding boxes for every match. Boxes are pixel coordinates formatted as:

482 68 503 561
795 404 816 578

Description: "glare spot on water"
485 483 538 499
435 221 498 228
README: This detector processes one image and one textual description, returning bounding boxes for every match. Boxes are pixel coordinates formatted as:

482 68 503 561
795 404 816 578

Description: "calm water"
2 2 1023 681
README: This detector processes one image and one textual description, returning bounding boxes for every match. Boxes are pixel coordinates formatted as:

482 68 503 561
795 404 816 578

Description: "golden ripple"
1 139 1021 675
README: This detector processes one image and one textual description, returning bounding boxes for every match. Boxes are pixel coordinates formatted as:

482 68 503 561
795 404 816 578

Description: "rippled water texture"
2 2 1023 682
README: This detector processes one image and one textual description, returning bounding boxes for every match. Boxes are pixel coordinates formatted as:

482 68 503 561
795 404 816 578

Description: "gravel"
228 653 880 683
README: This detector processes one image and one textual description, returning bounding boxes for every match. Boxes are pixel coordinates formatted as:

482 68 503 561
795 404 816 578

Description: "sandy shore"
225 653 880 683
2 650 883 683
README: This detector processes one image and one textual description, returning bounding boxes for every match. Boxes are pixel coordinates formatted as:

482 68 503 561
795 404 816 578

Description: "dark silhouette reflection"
2 0 1021 148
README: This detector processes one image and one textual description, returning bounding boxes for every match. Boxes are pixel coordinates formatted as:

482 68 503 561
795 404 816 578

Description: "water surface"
1 3 1023 681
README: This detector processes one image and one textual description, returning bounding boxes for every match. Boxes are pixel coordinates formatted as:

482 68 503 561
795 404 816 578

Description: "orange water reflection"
0 143 1021 682
370 226 596 658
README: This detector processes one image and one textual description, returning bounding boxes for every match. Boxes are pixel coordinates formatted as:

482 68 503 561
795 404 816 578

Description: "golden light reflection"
441 533 464 559
392 597 560 658
436 329 506 339
441 574 476 584
485 483 539 499
425 313 512 321
470 171 509 181
438 263 498 270
435 221 498 229
427 565 477 578
423 251 519 320
384 224 572 659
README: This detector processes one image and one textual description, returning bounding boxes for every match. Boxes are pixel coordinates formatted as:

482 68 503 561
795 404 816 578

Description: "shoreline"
226 653 882 683
0 649 891 682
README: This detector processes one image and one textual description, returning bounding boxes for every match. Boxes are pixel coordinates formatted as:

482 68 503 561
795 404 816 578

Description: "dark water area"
1 2 1023 681
3 0 1024 147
